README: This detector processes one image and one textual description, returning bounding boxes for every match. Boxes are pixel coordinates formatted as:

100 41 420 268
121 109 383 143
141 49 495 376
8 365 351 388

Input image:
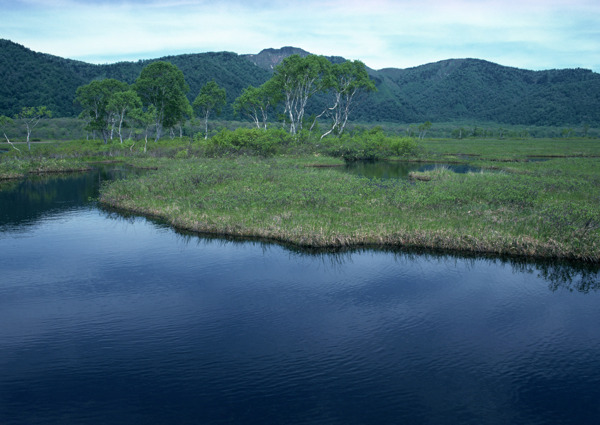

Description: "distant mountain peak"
243 46 311 70
243 46 349 71
260 46 310 56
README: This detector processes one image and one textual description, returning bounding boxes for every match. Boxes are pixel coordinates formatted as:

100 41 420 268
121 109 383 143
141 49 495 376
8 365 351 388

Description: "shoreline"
98 156 599 264
99 200 598 263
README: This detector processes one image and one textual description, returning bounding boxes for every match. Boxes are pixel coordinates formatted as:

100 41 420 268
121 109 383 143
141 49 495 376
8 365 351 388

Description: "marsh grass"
4 132 599 261
409 165 454 181
421 137 600 161
100 155 600 262
0 157 90 180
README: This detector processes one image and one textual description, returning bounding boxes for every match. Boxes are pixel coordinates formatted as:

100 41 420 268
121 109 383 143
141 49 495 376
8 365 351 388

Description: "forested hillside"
0 40 271 119
363 59 600 126
1 39 599 126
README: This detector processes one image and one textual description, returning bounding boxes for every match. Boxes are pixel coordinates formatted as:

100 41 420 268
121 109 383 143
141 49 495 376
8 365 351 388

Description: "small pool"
342 161 481 180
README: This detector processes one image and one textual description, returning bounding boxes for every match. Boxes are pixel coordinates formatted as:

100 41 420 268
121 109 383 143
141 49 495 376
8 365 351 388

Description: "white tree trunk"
25 123 32 151
204 111 210 139
4 132 21 152
118 109 125 143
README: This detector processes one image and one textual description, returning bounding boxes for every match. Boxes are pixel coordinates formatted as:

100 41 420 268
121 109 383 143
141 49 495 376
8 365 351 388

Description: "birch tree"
174 102 193 138
0 115 20 152
320 60 376 139
129 105 156 153
15 106 52 150
233 80 280 129
417 121 432 139
193 80 226 139
75 79 128 144
135 61 190 142
108 89 142 143
271 55 331 135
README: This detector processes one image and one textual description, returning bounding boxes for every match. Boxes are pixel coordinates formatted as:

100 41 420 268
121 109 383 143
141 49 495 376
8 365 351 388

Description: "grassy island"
98 140 600 262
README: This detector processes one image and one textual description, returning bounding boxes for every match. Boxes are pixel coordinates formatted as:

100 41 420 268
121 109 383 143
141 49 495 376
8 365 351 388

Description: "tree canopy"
6 38 598 132
134 61 190 141
75 79 128 144
108 89 142 143
232 80 281 130
320 60 376 138
233 55 376 138
271 54 332 135
193 80 226 139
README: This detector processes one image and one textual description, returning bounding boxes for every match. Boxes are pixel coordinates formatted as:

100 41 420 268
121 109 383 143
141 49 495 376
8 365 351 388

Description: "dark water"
342 161 480 180
1 167 600 425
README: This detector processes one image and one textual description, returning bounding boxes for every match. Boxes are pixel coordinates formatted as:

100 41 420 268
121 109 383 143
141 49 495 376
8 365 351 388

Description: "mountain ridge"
243 46 348 71
1 39 599 126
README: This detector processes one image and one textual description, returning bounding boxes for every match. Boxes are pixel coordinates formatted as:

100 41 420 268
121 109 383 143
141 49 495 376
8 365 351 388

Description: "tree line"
73 54 375 147
3 39 600 127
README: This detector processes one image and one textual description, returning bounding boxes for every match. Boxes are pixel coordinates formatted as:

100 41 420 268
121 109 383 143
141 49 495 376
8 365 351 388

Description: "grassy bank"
420 137 600 161
99 154 600 262
0 158 90 180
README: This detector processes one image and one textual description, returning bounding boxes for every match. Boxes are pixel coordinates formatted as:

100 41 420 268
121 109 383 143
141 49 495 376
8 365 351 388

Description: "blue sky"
1 0 599 71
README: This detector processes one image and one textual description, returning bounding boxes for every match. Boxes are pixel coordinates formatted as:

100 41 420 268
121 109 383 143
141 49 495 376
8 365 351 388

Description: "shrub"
198 128 293 157
389 137 418 157
175 149 189 159
320 128 419 161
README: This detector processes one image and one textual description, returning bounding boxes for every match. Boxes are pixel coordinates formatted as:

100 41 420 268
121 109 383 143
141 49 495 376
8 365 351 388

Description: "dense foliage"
2 40 599 126
364 59 600 126
0 40 270 119
75 79 130 143
135 61 191 141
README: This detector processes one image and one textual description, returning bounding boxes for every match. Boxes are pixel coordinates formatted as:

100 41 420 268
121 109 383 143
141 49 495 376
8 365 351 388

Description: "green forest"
2 39 600 128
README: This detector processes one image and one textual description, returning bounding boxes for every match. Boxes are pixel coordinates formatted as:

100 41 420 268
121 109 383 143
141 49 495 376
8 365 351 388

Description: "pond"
1 166 600 425
342 160 481 179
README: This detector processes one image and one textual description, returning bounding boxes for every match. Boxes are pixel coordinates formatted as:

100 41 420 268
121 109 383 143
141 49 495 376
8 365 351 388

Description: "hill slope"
1 40 599 126
366 58 600 125
0 40 271 118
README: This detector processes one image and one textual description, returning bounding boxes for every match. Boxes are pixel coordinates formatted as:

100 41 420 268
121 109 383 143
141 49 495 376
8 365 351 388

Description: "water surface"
1 167 599 425
342 160 480 180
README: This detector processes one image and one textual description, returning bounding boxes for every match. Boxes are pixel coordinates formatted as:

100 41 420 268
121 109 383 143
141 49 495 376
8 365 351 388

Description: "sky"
1 0 599 71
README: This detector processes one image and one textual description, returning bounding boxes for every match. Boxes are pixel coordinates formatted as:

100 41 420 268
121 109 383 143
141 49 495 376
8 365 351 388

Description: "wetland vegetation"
98 146 600 262
4 129 596 262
